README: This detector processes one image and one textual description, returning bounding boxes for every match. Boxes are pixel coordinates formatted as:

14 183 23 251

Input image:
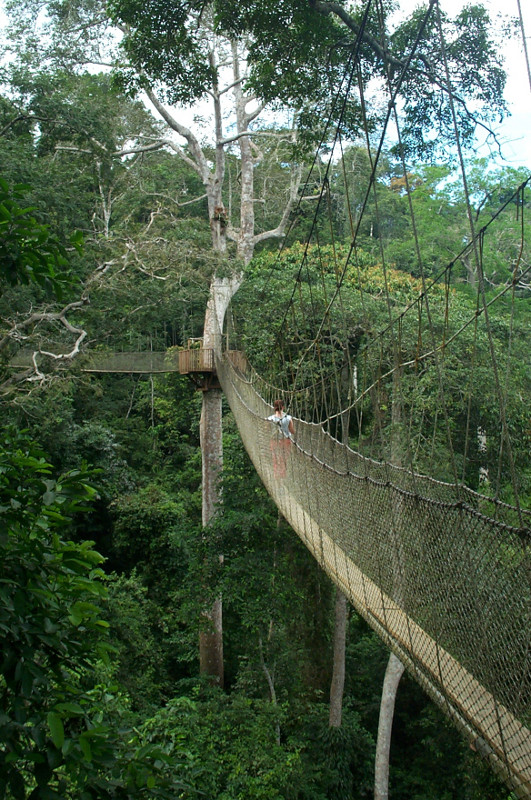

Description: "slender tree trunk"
477 426 489 485
329 588 348 727
329 407 350 728
374 653 405 800
199 386 224 685
374 368 405 798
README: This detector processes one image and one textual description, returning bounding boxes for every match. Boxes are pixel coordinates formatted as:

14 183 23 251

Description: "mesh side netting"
82 351 180 373
216 350 531 798
10 350 181 374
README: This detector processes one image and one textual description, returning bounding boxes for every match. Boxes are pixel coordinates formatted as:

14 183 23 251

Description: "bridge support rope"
216 349 531 798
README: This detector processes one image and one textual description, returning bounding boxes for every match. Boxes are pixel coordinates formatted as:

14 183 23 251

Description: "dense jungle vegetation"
1 0 530 798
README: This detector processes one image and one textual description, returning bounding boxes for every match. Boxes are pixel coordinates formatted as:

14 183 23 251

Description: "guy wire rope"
258 0 374 297
263 0 376 373
516 0 531 94
434 0 525 527
275 0 440 400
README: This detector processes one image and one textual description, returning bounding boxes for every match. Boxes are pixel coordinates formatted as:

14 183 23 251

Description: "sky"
0 0 530 168
418 0 531 168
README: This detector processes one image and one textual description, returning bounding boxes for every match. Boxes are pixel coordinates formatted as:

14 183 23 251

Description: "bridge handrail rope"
224 350 531 530
215 347 531 798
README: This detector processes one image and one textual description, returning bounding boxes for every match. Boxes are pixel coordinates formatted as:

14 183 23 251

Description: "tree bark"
374 653 405 800
148 38 300 684
329 588 348 727
199 385 224 686
374 367 406 798
197 50 227 682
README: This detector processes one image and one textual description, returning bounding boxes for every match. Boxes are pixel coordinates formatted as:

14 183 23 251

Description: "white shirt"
267 412 293 439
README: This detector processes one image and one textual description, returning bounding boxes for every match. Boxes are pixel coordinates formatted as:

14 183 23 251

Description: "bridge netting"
216 348 530 797
212 0 531 793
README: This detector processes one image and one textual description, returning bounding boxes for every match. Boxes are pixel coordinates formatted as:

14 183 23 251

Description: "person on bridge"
267 399 294 478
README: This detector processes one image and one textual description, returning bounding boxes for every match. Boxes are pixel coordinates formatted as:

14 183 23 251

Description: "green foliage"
108 0 216 105
0 426 104 795
0 427 198 798
0 177 80 297
141 690 373 800
111 484 195 593
103 572 171 710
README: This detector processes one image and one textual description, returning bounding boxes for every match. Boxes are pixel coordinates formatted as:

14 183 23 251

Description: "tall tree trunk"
197 54 227 682
199 386 224 685
198 278 226 684
329 588 348 727
374 653 405 800
374 368 405 798
329 408 350 728
197 41 298 682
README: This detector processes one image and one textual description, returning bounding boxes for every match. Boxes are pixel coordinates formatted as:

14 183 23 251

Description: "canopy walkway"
4 0 528 792
216 349 530 798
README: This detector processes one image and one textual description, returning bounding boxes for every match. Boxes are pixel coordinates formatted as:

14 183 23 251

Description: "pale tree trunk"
374 653 405 800
329 588 348 727
96 162 112 238
477 426 489 485
374 367 406 799
232 41 256 267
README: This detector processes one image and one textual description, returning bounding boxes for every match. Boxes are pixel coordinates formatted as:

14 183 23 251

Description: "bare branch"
114 141 166 157
0 113 52 137
54 145 94 155
0 300 88 355
220 129 286 147
217 76 245 96
143 85 212 179
253 164 304 245
245 101 266 124
143 191 208 209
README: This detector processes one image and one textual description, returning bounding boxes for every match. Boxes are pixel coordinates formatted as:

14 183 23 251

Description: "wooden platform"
178 347 215 374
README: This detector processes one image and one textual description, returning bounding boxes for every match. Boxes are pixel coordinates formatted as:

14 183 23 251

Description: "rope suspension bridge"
211 1 531 793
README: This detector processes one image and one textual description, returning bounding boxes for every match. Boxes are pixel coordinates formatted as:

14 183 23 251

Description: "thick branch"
0 300 88 355
253 164 303 245
312 0 404 71
143 85 211 180
0 113 52 137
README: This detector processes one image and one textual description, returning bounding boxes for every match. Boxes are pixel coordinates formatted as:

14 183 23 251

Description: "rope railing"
216 348 531 799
